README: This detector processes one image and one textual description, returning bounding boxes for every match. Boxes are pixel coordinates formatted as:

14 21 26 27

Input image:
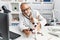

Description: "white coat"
19 10 47 31
14 10 47 40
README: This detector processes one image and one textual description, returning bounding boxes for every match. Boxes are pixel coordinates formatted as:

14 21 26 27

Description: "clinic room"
0 0 60 40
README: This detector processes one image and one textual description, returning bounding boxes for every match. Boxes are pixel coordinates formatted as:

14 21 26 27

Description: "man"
19 3 47 37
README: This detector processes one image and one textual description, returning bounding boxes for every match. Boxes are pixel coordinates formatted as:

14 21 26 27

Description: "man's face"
20 4 31 15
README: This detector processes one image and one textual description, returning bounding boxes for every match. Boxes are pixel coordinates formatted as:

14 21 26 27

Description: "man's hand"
22 29 31 37
36 22 41 31
29 15 34 23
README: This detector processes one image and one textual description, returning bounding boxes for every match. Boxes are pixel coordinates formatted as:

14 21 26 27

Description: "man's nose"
24 10 28 13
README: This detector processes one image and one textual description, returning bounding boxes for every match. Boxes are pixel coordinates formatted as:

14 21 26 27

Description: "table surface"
9 26 60 40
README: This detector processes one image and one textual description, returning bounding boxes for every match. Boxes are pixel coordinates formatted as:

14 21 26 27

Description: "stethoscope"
22 13 31 28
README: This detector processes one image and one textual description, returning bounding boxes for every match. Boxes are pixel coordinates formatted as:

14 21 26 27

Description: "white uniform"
15 10 47 40
19 10 47 30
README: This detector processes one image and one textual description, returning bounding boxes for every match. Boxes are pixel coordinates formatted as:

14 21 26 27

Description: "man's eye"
22 8 29 12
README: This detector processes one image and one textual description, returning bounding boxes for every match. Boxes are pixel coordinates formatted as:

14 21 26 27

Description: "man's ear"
22 30 24 32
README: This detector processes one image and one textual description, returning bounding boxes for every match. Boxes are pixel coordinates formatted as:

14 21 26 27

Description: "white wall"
0 2 9 9
54 0 60 22
54 0 60 10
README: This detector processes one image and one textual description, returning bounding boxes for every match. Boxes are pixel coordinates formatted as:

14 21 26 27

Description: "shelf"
10 21 19 26
34 2 41 3
22 1 53 4
42 2 53 4
0 0 12 1
0 0 55 26
11 23 19 26
11 2 19 12
0 0 14 2
10 11 20 13
56 22 60 25
11 21 19 23
18 0 24 2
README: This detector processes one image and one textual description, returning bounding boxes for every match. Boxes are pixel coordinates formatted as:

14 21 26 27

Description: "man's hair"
20 3 28 8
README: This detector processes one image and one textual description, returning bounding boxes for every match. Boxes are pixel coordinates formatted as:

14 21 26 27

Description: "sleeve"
36 11 47 26
19 13 26 31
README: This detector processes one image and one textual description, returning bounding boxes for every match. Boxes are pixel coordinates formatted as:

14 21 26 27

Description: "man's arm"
36 11 47 26
34 10 47 33
19 14 33 37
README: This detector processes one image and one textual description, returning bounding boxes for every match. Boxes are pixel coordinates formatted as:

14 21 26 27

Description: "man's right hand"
29 15 34 23
22 29 31 37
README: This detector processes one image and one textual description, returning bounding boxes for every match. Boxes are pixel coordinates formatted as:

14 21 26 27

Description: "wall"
54 0 60 22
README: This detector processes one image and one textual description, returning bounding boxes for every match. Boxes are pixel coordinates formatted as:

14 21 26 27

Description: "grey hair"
20 3 28 8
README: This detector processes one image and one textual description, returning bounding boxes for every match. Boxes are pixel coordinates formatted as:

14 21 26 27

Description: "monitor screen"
0 13 9 40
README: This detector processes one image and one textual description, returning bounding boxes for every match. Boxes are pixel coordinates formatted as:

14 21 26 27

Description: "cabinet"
0 0 56 26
